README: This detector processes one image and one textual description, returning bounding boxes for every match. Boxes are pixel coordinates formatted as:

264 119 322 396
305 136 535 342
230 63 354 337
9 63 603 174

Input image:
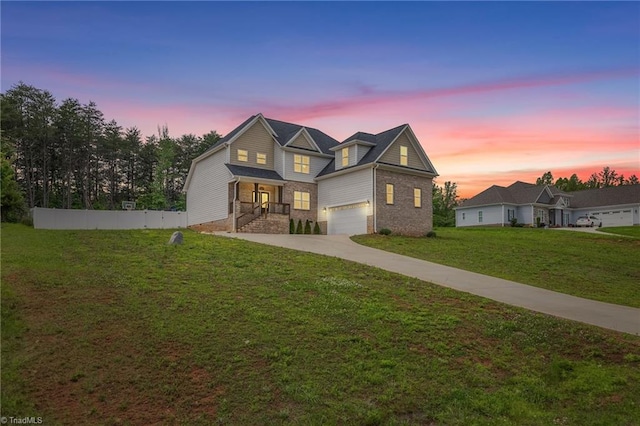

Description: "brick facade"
375 169 433 236
283 181 318 225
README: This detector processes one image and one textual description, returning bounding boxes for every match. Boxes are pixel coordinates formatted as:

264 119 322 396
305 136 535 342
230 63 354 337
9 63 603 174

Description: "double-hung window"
414 188 421 207
294 191 310 210
400 146 408 166
257 152 267 164
294 154 310 174
341 147 349 167
237 149 248 162
386 184 394 205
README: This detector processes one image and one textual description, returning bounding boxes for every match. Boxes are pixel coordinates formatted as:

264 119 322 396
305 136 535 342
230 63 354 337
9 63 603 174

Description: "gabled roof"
225 164 284 181
460 181 639 209
317 124 437 178
569 185 640 208
202 114 340 156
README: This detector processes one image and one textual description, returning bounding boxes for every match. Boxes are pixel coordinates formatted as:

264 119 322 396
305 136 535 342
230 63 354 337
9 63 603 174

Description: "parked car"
575 215 602 227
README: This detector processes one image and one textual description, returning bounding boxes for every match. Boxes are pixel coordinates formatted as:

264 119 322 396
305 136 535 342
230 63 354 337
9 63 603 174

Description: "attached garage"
327 203 368 235
591 209 633 227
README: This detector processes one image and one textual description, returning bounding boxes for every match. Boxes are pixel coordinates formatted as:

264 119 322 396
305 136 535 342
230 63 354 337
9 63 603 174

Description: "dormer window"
342 147 349 167
400 145 408 166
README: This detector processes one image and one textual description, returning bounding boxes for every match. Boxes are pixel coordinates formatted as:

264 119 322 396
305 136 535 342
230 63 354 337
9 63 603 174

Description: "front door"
260 192 269 213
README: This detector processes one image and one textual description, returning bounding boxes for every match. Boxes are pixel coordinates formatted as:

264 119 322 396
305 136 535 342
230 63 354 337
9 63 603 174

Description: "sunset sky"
2 1 638 198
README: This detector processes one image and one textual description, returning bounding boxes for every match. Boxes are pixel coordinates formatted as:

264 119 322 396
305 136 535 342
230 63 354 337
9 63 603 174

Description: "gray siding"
356 145 371 163
379 132 427 170
186 149 232 226
284 151 331 183
318 168 373 222
229 120 275 169
274 141 285 177
455 205 504 227
289 133 315 150
335 145 357 170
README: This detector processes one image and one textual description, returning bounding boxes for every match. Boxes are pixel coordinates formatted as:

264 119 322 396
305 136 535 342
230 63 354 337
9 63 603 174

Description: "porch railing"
235 202 291 230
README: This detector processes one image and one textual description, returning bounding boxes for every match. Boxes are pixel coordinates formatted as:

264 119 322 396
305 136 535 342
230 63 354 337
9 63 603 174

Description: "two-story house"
184 113 438 235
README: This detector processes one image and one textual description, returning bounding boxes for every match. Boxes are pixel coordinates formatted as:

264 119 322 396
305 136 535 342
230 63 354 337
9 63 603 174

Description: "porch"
230 181 290 233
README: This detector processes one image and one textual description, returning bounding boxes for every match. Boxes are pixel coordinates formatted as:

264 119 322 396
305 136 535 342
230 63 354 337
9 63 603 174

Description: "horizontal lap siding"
284 151 331 183
379 133 427 171
186 150 232 226
229 121 275 169
289 133 315 150
456 205 504 227
318 168 373 222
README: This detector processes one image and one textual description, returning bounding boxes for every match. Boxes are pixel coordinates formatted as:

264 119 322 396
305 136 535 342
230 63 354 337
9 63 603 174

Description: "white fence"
32 207 187 230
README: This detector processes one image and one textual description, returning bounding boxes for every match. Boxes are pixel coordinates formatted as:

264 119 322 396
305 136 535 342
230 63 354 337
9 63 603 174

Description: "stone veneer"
375 169 433 236
189 216 231 233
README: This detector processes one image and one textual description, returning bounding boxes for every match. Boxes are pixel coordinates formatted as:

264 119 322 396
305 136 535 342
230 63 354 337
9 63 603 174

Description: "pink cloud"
258 67 639 122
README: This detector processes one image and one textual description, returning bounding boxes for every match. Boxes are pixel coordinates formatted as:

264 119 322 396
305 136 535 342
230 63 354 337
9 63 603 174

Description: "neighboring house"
184 113 438 235
455 181 640 228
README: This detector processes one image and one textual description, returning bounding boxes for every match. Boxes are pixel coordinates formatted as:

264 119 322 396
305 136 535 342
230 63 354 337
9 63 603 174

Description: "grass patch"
353 227 640 308
2 224 640 424
597 226 640 238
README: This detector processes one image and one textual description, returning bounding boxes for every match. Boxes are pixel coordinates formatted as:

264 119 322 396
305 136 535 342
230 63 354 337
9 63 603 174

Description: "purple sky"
2 1 638 197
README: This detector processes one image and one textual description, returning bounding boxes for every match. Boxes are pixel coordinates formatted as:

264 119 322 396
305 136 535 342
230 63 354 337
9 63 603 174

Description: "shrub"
289 218 295 234
313 222 321 234
304 219 312 234
510 218 518 227
426 231 437 238
379 228 392 235
295 219 303 234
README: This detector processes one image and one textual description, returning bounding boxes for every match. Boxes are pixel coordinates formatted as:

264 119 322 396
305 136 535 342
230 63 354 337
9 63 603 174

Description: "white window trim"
294 154 310 174
342 147 349 167
400 145 408 166
414 187 421 208
294 191 310 210
386 184 394 205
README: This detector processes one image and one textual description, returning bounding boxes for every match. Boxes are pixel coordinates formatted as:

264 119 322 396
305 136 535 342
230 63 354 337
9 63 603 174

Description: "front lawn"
2 224 640 424
597 226 640 238
353 227 640 308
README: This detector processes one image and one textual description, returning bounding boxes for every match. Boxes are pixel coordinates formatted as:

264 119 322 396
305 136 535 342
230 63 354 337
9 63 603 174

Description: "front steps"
238 214 289 234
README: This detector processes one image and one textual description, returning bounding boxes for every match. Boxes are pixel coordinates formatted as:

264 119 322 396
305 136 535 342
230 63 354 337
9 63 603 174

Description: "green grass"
597 226 640 238
2 224 640 425
353 227 640 308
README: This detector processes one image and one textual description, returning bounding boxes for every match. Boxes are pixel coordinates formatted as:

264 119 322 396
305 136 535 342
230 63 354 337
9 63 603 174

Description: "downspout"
232 178 239 232
501 204 504 227
373 164 379 233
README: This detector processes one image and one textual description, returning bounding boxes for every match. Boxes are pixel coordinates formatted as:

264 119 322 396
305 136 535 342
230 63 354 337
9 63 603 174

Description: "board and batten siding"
186 149 232 226
318 168 373 221
283 151 331 183
229 120 275 169
379 132 427 171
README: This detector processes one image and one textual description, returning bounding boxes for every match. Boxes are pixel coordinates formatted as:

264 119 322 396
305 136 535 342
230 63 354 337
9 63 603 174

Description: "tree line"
535 167 638 191
1 82 219 221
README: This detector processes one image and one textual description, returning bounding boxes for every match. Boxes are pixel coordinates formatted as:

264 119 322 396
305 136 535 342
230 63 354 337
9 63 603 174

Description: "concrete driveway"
212 232 639 335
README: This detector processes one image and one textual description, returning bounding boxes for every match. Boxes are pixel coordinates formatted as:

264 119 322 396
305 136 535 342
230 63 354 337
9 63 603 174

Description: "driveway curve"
213 233 639 335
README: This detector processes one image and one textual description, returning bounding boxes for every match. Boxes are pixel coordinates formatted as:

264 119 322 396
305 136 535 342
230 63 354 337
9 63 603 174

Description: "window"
478 211 483 223
257 152 267 164
342 147 349 167
386 184 394 204
237 149 248 162
294 154 310 174
400 145 408 166
508 209 515 221
414 188 421 207
294 191 310 210
462 212 466 220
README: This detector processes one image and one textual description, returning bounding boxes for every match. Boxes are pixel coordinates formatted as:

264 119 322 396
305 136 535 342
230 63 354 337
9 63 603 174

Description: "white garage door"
327 205 367 235
592 210 633 227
